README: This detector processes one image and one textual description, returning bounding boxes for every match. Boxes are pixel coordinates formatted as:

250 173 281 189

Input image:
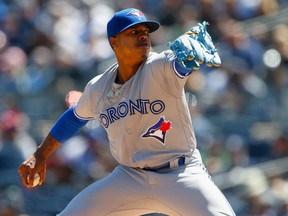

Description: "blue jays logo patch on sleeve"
142 116 172 145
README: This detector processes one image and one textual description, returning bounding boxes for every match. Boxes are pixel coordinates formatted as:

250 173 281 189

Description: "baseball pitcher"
18 8 235 216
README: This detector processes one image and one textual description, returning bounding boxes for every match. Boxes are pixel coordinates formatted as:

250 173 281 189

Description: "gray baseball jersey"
61 50 236 216
75 50 198 168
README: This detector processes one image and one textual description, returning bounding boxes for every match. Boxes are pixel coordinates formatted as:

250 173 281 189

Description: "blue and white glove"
169 21 221 71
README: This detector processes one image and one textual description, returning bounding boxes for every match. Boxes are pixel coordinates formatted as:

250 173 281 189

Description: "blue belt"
142 156 187 173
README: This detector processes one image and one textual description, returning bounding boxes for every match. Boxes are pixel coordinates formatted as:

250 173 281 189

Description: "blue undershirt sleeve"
173 59 193 78
50 106 89 143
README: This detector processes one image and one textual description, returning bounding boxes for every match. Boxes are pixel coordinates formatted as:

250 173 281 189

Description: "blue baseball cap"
107 8 160 39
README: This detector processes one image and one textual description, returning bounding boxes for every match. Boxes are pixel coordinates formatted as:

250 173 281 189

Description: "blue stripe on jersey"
173 59 193 78
50 106 89 143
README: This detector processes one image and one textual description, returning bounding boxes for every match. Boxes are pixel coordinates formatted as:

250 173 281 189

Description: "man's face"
110 24 151 60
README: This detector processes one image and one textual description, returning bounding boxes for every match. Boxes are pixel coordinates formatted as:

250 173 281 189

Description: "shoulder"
88 74 104 86
146 50 175 67
143 50 176 73
147 50 175 61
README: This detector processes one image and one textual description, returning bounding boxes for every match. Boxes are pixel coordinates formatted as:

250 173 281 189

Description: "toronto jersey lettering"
100 99 165 128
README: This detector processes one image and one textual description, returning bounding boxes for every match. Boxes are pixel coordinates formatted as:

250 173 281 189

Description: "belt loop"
170 159 179 168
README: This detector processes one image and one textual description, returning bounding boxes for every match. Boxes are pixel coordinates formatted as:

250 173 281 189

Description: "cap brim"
145 21 160 33
119 20 160 35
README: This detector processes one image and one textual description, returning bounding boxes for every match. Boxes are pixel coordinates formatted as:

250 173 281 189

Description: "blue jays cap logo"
107 8 160 39
127 9 144 20
142 116 172 145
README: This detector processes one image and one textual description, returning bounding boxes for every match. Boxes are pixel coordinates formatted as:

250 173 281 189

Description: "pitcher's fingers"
18 166 29 186
27 169 36 188
38 171 46 186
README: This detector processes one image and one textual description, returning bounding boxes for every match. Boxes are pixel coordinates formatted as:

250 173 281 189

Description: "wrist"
34 133 61 160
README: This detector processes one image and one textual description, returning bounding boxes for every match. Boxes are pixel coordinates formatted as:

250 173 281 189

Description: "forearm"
34 132 61 160
18 107 88 188
50 106 89 143
34 107 89 159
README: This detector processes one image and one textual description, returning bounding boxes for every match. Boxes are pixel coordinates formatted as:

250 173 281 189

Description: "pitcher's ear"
110 37 117 48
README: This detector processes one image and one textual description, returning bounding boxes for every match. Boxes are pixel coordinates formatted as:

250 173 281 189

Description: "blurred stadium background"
0 0 288 215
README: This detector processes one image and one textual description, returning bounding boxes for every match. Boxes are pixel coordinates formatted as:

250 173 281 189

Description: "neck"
115 60 143 84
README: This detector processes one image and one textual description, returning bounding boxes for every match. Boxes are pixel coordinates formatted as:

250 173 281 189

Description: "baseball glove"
169 21 221 71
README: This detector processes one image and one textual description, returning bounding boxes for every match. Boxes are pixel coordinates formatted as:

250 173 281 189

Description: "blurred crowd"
1 0 288 215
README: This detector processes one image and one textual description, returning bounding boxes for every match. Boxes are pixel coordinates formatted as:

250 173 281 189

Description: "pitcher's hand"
18 154 46 188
